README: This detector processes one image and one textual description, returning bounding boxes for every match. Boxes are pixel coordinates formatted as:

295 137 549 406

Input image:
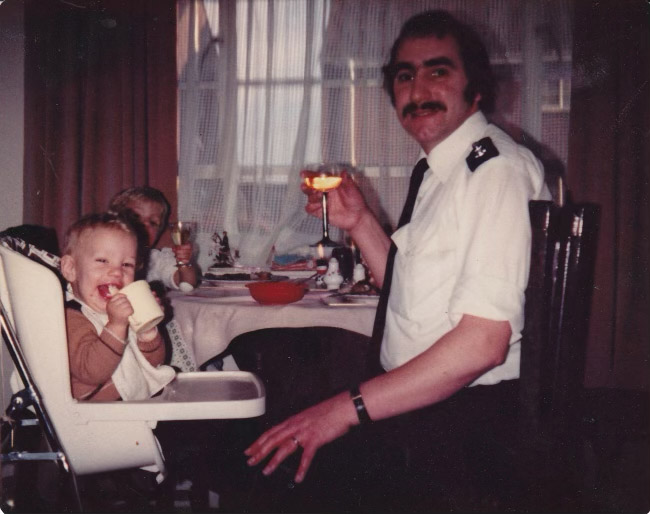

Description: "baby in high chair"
60 212 174 401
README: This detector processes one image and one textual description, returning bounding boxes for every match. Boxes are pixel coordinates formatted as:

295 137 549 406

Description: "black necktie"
366 158 429 376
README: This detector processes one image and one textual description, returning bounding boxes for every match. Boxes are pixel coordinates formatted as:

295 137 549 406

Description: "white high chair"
0 244 265 489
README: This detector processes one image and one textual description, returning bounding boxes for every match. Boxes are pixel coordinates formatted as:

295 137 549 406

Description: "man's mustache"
402 101 447 118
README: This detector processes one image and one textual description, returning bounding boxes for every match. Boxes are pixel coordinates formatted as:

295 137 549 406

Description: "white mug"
119 280 164 334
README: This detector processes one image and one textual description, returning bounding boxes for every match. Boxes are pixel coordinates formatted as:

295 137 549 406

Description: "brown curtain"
23 0 177 248
567 0 650 390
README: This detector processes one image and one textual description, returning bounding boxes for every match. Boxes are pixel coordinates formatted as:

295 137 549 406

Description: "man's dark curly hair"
382 10 496 114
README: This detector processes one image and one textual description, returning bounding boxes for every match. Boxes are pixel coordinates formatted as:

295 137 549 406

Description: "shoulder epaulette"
466 137 499 172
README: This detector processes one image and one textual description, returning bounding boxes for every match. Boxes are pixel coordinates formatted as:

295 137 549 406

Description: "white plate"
201 279 255 288
207 266 250 274
321 293 380 307
273 269 317 279
201 275 289 288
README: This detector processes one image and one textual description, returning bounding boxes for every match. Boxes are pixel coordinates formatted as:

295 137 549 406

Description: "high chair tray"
75 371 265 422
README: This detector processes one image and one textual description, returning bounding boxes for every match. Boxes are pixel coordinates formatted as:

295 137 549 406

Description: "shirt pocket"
391 216 458 319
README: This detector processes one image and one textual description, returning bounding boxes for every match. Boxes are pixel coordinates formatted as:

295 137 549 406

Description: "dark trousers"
221 328 521 512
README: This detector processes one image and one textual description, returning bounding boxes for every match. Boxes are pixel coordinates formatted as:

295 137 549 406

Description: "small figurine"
209 230 234 267
323 257 344 290
353 263 366 284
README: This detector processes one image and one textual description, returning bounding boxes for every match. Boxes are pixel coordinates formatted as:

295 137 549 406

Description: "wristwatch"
350 385 372 424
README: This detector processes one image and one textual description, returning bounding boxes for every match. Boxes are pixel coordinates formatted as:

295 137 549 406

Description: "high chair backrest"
0 241 69 401
520 200 600 439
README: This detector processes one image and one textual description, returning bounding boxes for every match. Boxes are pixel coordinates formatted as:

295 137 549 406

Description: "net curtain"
177 0 573 270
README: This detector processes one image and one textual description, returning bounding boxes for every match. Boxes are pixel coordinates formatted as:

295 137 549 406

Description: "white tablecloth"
169 287 376 366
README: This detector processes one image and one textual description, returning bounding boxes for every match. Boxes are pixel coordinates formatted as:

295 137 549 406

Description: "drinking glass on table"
302 163 351 248
169 221 196 266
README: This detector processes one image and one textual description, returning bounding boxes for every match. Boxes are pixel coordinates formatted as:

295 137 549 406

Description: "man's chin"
409 127 446 152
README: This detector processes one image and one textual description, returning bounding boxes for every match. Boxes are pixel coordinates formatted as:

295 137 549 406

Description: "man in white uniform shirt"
244 10 551 511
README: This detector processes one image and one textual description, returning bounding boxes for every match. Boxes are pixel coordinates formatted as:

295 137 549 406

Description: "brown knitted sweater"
65 305 166 401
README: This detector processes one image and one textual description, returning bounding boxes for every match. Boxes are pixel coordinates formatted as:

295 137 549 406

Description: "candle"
316 244 327 266
349 239 360 265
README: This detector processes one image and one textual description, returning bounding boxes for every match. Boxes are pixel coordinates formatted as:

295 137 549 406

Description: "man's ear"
473 92 482 109
60 255 76 283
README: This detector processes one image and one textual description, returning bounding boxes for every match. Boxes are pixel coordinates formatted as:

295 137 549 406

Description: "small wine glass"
169 221 196 266
302 163 350 248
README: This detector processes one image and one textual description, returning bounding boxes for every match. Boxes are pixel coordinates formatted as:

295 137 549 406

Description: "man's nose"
410 71 430 104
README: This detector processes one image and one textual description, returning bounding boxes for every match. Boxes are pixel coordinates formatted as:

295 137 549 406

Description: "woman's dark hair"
382 10 496 114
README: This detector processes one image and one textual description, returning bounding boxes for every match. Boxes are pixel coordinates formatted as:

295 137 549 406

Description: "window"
177 0 573 269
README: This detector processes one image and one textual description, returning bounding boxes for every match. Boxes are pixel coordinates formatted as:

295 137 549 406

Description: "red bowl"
246 280 307 305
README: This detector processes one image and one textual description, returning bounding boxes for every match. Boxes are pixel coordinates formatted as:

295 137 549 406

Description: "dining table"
168 282 378 368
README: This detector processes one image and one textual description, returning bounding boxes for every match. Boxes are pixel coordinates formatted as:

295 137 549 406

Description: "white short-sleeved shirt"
380 112 551 386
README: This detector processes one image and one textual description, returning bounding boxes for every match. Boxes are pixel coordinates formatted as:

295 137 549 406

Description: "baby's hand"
106 293 134 328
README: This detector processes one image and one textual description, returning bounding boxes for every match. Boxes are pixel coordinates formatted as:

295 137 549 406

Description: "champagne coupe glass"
169 221 196 266
302 163 349 248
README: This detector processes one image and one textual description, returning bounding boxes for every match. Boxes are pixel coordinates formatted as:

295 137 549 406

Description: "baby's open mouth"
98 284 120 299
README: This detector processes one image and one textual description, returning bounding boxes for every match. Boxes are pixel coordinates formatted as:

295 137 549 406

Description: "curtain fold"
23 0 178 247
567 0 649 390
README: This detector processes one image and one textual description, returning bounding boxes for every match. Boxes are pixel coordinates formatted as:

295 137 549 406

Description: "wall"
0 0 24 231
0 0 25 411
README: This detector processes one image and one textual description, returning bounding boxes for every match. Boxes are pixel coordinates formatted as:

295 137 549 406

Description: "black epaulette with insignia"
466 137 499 172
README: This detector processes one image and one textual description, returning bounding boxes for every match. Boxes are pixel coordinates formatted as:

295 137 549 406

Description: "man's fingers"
261 437 301 476
295 445 316 483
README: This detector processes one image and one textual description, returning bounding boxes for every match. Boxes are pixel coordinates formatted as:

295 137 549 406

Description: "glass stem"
321 192 330 240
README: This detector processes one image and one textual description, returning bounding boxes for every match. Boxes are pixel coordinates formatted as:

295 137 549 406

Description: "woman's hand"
172 243 198 288
244 391 358 483
301 171 371 234
172 243 193 265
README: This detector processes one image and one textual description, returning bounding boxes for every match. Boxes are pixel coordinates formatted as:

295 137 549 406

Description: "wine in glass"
302 163 349 247
169 221 196 266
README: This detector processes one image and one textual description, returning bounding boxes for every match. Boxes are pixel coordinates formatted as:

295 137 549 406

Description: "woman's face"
127 199 164 247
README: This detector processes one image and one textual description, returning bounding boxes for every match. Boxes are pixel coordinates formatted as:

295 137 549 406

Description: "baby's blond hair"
62 212 141 266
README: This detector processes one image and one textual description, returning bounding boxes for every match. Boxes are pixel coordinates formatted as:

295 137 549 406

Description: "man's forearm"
348 212 392 288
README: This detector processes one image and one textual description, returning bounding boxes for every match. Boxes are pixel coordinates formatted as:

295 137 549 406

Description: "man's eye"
395 71 413 83
431 67 448 77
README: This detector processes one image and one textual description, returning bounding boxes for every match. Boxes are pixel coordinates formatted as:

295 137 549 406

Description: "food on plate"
339 280 380 296
202 271 274 281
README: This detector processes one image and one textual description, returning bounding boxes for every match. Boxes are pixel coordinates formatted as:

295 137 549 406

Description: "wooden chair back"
520 200 600 440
